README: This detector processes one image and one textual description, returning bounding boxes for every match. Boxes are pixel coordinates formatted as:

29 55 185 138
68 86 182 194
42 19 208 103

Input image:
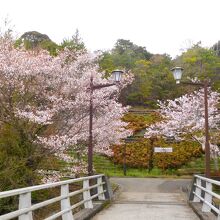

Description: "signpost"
154 147 173 153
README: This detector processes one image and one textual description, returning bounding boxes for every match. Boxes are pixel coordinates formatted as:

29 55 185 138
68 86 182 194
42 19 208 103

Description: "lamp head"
171 67 183 84
111 70 123 83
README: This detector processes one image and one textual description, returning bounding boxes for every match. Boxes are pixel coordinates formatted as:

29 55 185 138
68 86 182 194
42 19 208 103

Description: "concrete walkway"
92 178 199 220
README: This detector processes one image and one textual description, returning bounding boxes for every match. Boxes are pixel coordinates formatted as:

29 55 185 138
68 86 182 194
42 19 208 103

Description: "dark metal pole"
204 79 211 178
123 144 127 176
88 76 94 176
86 71 122 176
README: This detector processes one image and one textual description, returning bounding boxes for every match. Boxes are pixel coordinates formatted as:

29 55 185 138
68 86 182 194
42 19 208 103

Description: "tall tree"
145 89 220 169
99 39 152 71
15 31 59 56
60 29 86 51
175 43 220 90
0 35 133 186
212 40 220 56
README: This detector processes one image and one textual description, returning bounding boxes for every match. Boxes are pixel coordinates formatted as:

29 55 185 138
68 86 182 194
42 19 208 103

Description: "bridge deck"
92 177 199 220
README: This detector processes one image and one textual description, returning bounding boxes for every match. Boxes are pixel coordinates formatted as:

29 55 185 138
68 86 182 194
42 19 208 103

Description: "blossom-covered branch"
145 89 220 156
0 36 133 180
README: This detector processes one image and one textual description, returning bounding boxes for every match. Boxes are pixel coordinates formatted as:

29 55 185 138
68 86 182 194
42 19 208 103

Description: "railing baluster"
83 179 93 208
18 192 33 220
202 182 212 212
190 175 220 217
97 176 105 200
0 174 109 219
193 178 201 202
60 184 74 220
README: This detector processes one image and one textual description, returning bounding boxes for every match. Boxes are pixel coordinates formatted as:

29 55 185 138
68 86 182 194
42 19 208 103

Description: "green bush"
0 124 61 214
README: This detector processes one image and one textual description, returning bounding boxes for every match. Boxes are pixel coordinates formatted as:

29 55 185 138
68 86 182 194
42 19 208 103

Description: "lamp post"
171 67 211 178
88 70 123 176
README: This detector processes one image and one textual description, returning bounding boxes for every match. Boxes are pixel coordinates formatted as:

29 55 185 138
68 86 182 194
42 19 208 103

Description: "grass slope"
94 154 220 177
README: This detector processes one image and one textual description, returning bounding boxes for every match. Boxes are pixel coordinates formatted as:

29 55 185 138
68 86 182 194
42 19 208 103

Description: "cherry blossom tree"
0 35 133 183
145 88 220 169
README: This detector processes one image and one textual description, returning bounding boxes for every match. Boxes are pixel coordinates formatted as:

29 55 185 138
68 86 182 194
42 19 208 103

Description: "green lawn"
177 156 220 176
93 154 220 177
94 154 181 177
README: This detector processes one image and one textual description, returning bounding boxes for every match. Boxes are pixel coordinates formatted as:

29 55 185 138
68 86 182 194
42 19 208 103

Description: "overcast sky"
0 0 219 58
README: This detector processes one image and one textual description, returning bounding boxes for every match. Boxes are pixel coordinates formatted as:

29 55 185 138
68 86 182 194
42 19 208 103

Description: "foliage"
0 34 133 188
15 30 87 56
15 31 60 56
153 140 202 170
112 139 202 170
99 39 154 106
99 40 183 106
20 31 51 43
0 123 63 190
40 40 59 56
175 43 220 91
99 39 152 71
145 89 220 157
94 153 220 177
125 54 182 106
0 124 41 190
112 39 152 70
94 154 164 177
212 40 220 56
122 112 161 133
99 39 220 107
112 139 151 168
60 29 86 51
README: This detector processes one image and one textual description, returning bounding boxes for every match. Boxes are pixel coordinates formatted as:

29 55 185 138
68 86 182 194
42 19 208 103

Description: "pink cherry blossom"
0 35 133 180
145 88 220 156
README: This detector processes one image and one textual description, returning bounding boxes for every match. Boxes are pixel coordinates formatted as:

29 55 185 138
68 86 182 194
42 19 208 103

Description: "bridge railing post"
193 178 202 202
60 184 74 220
83 179 93 208
189 175 196 201
0 174 110 219
97 176 105 200
18 192 33 220
202 182 212 212
103 176 113 200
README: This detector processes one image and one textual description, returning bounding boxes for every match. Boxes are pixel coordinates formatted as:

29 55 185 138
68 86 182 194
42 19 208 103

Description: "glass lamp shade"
171 67 183 84
112 70 123 82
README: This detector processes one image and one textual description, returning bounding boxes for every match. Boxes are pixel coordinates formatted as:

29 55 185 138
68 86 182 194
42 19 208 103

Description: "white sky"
0 0 219 58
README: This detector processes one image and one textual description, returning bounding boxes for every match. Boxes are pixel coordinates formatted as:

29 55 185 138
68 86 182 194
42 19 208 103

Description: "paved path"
92 177 199 220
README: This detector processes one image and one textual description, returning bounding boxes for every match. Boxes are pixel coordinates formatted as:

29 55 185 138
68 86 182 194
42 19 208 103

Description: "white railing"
190 175 220 218
0 174 108 220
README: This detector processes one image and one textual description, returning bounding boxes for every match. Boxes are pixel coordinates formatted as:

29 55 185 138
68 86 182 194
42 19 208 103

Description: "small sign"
154 147 173 153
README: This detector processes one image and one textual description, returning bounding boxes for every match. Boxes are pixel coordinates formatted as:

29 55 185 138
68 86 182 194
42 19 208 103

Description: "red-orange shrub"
112 139 202 170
